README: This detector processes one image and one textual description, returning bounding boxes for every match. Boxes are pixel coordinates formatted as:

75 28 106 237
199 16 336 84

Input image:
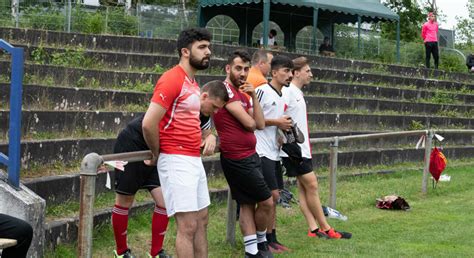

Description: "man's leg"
297 173 330 231
296 180 318 232
433 42 439 69
239 204 258 255
174 211 199 258
0 213 33 258
149 187 169 257
193 208 209 258
112 194 135 255
425 43 431 68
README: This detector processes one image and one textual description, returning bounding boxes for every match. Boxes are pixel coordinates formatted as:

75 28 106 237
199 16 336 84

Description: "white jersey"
260 36 275 46
255 84 287 161
281 83 311 159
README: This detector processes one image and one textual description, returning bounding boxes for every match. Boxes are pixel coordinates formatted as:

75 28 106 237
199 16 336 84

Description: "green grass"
44 164 474 257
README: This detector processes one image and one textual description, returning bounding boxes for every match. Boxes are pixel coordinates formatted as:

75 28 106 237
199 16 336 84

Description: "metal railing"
0 39 24 189
78 129 474 254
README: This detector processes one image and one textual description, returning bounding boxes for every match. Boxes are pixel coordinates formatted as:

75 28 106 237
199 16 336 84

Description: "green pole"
262 0 270 47
396 19 400 63
312 7 319 53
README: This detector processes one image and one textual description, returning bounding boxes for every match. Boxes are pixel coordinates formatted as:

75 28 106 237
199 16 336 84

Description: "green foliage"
71 6 105 34
430 91 458 104
408 120 424 130
30 45 49 64
438 51 467 72
107 7 138 35
152 63 166 73
50 48 98 68
381 0 425 42
22 5 64 30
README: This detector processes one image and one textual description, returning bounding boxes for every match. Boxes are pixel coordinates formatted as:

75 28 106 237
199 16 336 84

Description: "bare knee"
197 209 209 228
177 215 198 236
258 197 273 212
271 190 280 204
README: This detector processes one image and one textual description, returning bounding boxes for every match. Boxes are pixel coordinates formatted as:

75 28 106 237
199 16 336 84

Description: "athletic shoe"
272 241 290 252
267 242 284 253
244 251 265 258
148 249 172 258
307 229 318 238
316 228 352 239
114 249 135 258
257 242 274 258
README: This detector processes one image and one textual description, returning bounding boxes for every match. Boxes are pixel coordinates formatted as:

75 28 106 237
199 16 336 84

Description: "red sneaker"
316 228 352 239
272 241 290 252
267 242 284 253
307 229 317 238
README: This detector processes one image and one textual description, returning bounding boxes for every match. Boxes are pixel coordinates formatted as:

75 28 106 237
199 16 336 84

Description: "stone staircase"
1 27 474 251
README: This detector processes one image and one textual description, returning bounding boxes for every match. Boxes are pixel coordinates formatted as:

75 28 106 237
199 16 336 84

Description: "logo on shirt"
271 101 276 106
296 98 302 102
159 93 166 101
225 84 234 98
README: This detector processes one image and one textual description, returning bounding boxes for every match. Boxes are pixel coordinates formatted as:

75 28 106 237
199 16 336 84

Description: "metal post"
422 130 433 194
312 8 319 53
67 0 71 33
78 153 102 258
225 189 237 246
0 40 23 189
357 15 361 57
396 20 400 63
329 137 339 208
262 0 270 47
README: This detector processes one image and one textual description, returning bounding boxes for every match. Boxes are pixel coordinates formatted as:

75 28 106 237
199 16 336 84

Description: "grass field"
45 164 474 257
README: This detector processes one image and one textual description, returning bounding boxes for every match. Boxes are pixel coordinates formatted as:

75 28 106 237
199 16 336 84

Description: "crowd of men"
110 27 351 258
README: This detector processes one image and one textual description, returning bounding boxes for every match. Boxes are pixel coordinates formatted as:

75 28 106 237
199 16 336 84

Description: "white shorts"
157 153 210 217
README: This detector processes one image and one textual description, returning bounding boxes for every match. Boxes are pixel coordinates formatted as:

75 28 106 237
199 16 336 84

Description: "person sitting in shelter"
466 53 474 73
318 36 335 57
259 29 278 49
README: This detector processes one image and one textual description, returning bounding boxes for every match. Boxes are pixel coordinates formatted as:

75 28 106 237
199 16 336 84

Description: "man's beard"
190 52 210 70
229 72 244 87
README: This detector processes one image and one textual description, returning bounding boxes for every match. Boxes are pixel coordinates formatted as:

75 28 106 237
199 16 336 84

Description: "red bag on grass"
429 147 447 182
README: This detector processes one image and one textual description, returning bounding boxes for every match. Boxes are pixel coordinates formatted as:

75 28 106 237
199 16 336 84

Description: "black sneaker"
244 251 265 258
114 249 135 258
257 242 274 258
149 249 172 258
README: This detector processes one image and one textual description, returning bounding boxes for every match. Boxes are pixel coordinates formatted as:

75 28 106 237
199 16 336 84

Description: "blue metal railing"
0 39 24 189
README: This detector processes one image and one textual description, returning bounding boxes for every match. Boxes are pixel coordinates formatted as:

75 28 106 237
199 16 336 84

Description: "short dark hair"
177 28 212 58
201 80 229 102
271 54 293 71
270 29 277 36
292 56 309 72
227 49 251 65
251 49 271 65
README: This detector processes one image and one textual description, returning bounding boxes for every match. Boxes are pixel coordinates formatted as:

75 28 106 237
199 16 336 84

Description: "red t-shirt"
151 65 201 157
213 81 257 160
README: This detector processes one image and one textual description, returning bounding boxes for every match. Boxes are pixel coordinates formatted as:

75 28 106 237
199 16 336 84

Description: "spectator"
247 49 273 89
259 29 278 49
319 37 335 57
466 53 474 73
0 213 33 258
421 12 439 69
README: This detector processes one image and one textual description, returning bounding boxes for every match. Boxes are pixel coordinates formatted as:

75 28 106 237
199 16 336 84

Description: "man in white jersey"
255 54 293 253
281 56 352 240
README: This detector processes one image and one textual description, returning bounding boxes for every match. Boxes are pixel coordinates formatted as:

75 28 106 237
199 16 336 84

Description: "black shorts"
260 157 284 190
113 132 160 196
220 153 272 204
282 157 313 177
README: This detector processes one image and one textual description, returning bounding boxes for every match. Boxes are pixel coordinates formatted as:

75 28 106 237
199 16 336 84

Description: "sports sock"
243 234 258 255
112 204 129 254
150 205 169 256
256 230 267 243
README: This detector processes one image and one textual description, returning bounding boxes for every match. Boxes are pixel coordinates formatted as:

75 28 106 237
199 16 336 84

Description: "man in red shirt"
421 12 439 69
142 28 223 258
214 50 273 258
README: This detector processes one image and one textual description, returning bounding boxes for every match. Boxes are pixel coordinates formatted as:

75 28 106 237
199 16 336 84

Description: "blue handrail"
0 39 24 189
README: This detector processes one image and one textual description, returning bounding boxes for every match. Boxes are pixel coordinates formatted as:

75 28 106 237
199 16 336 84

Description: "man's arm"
265 116 292 131
201 129 217 156
242 84 265 129
142 102 166 165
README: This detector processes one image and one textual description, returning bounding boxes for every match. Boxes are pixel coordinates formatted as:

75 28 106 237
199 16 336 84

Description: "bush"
107 7 138 35
72 7 105 34
22 5 64 31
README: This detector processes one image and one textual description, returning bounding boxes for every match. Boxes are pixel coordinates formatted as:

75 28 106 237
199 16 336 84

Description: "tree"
455 0 474 48
381 0 426 42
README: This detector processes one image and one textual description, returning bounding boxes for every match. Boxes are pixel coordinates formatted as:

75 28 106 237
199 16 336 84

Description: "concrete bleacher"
1 27 473 251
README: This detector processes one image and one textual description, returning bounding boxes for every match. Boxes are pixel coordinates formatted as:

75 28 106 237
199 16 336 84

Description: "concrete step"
2 27 472 83
5 131 473 171
1 83 472 115
0 83 150 111
1 110 473 141
0 110 140 138
2 61 473 106
305 81 474 104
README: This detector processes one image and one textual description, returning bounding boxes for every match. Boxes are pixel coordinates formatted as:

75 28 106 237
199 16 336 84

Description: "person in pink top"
421 12 439 69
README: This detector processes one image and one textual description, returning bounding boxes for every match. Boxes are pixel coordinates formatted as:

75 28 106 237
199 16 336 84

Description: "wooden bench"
0 238 17 249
